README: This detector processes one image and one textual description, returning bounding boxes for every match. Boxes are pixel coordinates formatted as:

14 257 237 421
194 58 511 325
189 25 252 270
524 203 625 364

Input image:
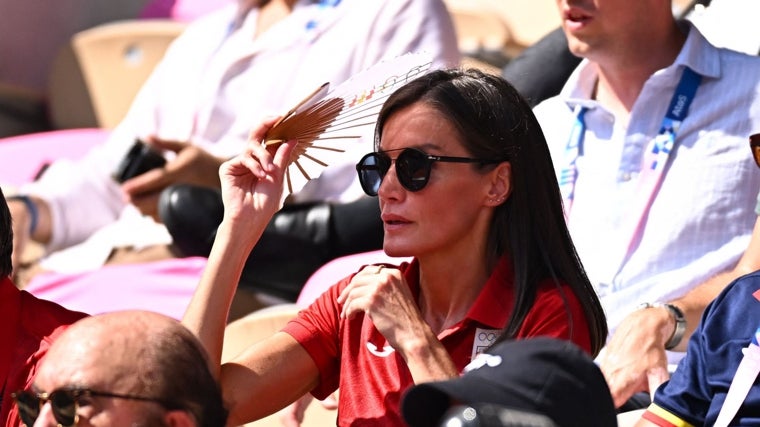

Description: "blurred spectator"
4 0 459 301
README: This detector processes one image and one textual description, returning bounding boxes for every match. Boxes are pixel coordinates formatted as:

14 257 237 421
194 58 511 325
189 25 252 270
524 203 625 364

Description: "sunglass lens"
13 392 40 427
357 153 388 196
751 133 760 168
396 149 430 191
50 390 77 426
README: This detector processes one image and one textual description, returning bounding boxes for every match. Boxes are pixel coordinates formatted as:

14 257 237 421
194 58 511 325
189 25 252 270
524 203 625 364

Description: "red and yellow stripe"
642 404 695 427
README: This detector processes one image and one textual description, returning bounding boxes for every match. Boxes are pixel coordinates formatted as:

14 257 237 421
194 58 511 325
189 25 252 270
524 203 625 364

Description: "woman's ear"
485 162 512 206
163 410 197 427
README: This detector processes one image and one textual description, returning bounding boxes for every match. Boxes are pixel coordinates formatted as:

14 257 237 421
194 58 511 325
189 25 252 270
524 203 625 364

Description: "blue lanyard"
306 0 342 31
558 105 589 206
559 67 701 214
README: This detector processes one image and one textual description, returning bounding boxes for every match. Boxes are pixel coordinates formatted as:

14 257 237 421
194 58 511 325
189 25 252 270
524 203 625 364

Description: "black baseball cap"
401 337 617 427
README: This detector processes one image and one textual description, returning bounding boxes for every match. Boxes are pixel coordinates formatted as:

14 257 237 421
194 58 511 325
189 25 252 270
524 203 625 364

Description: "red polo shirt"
283 257 591 426
0 277 88 427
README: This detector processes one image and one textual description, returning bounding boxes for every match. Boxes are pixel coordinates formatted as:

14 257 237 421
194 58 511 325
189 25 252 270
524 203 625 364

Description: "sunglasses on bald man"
12 387 180 427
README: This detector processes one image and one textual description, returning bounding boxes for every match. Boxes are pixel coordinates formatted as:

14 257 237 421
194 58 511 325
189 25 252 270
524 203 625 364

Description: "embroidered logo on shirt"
366 342 395 357
464 353 503 373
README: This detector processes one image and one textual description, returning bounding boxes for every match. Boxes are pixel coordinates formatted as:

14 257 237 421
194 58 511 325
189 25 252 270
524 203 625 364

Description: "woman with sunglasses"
183 68 608 426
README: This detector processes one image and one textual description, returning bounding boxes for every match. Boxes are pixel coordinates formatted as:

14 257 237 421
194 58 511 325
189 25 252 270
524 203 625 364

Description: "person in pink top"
182 68 608 426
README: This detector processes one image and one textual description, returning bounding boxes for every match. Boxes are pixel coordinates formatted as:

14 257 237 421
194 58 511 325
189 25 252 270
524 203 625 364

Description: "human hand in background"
121 136 226 220
599 307 672 407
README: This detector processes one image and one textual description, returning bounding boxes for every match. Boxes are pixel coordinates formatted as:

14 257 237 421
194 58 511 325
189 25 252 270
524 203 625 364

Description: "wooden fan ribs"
259 55 434 195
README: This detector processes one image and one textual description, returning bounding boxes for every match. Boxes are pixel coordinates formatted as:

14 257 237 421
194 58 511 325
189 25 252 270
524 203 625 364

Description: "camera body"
113 139 167 183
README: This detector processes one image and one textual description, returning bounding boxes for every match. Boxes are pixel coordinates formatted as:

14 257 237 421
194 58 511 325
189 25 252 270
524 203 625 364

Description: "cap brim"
402 376 536 427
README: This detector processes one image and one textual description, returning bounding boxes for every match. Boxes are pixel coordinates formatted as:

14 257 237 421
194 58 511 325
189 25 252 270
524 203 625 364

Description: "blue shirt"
645 271 760 426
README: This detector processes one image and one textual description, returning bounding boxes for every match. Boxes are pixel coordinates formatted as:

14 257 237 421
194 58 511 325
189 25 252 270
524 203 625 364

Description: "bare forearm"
182 220 262 371
398 330 459 384
668 270 745 351
668 218 760 351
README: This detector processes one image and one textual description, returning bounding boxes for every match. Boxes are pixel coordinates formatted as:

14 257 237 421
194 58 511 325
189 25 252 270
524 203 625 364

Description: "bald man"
13 310 227 427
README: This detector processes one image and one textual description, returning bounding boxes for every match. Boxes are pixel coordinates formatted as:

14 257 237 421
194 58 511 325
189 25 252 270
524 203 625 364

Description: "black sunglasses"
12 387 177 427
355 148 504 196
750 133 760 169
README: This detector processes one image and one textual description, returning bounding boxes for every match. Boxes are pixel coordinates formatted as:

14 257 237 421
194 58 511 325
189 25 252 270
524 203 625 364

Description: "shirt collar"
560 21 718 113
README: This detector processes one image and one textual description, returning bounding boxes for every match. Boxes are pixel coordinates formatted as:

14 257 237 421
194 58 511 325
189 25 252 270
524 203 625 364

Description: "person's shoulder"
700 271 760 331
18 291 89 344
714 270 760 306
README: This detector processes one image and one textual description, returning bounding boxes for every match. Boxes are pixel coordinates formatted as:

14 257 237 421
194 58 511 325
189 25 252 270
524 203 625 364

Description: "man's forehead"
36 335 135 392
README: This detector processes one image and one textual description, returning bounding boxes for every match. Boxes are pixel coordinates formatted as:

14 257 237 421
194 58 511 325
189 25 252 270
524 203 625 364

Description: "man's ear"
164 410 198 427
485 162 512 206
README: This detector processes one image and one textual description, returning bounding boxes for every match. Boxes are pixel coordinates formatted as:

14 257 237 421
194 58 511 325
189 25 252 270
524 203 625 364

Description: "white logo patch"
366 342 395 357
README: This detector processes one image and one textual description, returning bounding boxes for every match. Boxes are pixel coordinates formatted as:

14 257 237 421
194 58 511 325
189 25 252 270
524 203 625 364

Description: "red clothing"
0 277 88 427
283 257 591 426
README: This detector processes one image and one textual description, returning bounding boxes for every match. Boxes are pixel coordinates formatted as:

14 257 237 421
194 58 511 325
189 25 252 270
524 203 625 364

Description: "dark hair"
0 187 12 278
374 69 607 356
141 324 229 427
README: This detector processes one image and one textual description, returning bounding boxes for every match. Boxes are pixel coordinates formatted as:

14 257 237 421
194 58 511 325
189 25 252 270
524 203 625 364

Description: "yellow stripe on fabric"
645 404 695 427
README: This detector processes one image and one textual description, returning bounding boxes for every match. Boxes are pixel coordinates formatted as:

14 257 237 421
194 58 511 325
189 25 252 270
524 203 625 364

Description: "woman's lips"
382 213 411 229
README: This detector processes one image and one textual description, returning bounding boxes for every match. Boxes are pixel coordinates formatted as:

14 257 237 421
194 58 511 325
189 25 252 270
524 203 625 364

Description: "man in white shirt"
534 0 760 409
5 0 459 291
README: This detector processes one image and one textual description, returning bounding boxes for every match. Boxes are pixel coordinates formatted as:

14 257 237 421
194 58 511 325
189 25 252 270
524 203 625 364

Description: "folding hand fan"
261 52 435 195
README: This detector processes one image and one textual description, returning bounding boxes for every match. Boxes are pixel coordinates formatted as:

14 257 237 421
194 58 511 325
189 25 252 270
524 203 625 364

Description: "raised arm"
181 118 328 424
182 116 292 363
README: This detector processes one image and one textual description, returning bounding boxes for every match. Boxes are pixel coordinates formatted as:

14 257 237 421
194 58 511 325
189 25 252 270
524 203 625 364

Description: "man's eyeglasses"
750 133 760 169
12 388 177 427
355 148 504 196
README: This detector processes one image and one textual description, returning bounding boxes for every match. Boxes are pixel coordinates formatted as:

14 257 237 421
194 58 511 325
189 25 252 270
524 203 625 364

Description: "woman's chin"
382 241 413 258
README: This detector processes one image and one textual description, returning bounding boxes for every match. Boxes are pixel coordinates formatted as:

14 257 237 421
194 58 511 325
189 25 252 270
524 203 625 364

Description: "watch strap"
637 302 686 350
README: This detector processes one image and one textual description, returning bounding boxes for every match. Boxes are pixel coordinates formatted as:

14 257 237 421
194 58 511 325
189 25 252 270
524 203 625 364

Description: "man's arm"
670 215 760 350
601 216 760 407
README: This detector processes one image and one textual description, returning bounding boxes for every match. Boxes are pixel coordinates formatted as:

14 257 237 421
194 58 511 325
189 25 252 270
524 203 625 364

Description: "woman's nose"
377 163 403 199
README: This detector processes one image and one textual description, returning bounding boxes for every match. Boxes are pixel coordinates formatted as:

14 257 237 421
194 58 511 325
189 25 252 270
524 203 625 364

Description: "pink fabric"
0 128 204 321
139 0 236 22
0 128 108 188
296 250 412 307
24 257 207 320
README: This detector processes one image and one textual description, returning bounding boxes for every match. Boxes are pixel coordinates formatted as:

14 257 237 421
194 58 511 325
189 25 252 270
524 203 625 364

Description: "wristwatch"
637 302 686 350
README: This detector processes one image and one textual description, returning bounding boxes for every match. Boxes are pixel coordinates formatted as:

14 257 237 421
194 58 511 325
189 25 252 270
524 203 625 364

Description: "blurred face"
556 0 659 60
28 339 167 427
376 103 501 259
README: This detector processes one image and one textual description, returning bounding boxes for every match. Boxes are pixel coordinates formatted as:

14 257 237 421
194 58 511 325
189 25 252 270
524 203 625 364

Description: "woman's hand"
338 265 426 347
219 117 295 228
337 264 458 382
